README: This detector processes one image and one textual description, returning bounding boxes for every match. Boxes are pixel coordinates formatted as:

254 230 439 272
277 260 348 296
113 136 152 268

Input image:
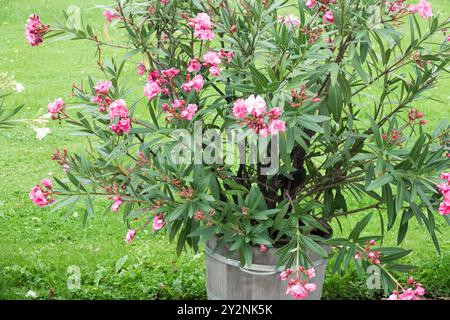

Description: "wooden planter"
205 237 329 300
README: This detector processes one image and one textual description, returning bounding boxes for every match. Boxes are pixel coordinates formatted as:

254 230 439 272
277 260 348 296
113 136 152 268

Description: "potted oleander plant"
27 0 449 300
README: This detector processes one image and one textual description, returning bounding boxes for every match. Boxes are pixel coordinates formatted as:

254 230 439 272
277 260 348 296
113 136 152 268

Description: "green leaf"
366 174 393 191
348 213 373 241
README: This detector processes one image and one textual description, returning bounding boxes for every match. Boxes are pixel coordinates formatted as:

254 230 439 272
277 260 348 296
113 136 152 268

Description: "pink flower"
232 99 248 118
354 252 362 260
125 229 136 243
269 107 282 118
305 268 316 279
245 95 266 117
279 269 293 280
399 288 418 300
323 10 335 23
440 172 450 183
41 178 52 189
306 0 316 9
415 285 425 296
111 118 131 135
152 216 165 232
95 80 112 95
268 119 286 135
103 10 120 23
25 14 49 47
161 68 180 79
439 193 450 215
203 51 221 67
180 104 198 120
137 63 147 76
219 50 234 63
109 99 128 119
181 75 204 93
209 66 221 77
48 98 65 117
172 99 185 109
286 283 309 300
29 185 50 207
188 13 214 41
304 283 317 292
187 59 202 73
387 291 399 300
408 4 419 13
144 81 161 100
282 15 300 28
111 196 123 212
260 245 267 253
417 0 432 19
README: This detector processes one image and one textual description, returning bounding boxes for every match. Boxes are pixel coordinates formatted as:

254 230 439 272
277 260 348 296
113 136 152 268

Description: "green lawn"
0 0 449 300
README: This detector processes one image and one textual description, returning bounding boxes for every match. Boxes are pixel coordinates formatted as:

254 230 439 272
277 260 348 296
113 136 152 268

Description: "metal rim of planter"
204 244 328 276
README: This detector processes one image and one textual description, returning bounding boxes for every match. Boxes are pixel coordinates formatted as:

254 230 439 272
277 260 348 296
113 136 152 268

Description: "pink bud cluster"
232 95 286 137
437 173 450 216
381 130 402 145
354 239 381 265
48 98 66 119
29 179 54 207
387 277 426 300
25 14 49 47
280 267 317 300
188 12 214 41
290 85 321 109
408 108 427 125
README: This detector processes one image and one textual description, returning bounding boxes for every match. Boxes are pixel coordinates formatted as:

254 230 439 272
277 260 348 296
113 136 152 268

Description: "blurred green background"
0 0 448 299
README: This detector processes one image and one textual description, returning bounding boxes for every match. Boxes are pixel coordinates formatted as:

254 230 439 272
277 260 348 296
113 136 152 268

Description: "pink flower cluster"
277 15 300 28
109 99 131 135
354 239 381 265
202 50 231 77
48 98 66 119
144 68 180 100
437 172 450 216
29 179 53 207
280 267 317 300
387 277 426 300
232 95 286 137
181 74 204 93
25 14 49 46
162 100 198 121
408 0 433 19
188 12 214 41
92 80 113 112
